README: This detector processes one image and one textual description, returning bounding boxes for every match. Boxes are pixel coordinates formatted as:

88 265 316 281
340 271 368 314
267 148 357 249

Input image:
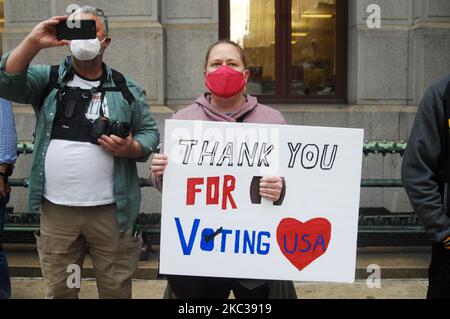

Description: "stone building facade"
2 0 450 216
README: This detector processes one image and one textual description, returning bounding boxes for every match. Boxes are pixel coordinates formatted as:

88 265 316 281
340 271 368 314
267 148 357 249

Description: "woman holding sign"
150 40 297 299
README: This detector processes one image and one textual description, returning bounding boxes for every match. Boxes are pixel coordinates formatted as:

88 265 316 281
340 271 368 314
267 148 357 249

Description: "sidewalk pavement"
4 244 431 299
10 278 428 299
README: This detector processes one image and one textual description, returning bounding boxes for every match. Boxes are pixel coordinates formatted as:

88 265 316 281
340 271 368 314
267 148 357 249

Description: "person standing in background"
0 6 160 298
150 40 297 299
402 75 450 299
0 97 17 299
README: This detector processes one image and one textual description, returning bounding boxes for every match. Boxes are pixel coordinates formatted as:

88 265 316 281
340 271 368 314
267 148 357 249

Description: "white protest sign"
160 119 363 283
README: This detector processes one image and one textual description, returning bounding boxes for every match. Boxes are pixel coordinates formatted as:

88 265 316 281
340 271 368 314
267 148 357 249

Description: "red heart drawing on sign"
276 218 332 271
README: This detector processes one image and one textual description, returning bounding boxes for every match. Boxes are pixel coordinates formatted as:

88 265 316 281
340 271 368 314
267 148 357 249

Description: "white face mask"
69 38 106 61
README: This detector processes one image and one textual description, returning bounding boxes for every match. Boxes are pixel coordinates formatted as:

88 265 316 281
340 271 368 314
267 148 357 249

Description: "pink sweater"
150 93 286 191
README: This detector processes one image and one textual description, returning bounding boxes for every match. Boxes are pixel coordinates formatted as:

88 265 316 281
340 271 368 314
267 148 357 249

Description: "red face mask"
205 65 246 98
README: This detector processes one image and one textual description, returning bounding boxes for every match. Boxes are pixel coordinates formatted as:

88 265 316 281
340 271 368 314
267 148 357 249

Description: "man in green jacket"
0 6 160 298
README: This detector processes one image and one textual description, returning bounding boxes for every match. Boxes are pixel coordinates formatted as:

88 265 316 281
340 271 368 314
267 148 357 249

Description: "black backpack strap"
40 66 136 109
109 69 135 105
39 64 60 109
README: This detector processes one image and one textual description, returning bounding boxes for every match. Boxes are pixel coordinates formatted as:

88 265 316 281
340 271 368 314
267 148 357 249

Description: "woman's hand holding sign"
259 176 283 202
151 153 168 177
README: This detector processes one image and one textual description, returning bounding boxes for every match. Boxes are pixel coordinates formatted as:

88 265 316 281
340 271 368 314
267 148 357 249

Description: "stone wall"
348 0 450 105
3 0 450 216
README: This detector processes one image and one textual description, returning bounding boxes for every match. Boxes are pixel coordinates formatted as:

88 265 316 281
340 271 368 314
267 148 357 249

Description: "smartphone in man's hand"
56 19 96 40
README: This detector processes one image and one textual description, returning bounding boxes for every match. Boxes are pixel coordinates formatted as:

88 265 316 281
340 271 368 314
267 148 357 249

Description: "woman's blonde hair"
204 40 247 70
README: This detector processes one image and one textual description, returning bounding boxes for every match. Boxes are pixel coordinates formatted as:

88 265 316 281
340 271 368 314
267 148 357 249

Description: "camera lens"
90 117 110 143
109 121 131 138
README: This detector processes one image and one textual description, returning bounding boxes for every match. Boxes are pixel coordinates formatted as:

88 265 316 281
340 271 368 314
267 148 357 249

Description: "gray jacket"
402 75 450 242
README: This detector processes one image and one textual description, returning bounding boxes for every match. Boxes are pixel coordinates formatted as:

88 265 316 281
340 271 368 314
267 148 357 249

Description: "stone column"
348 0 412 106
347 0 450 212
162 0 219 106
347 0 416 213
409 0 450 104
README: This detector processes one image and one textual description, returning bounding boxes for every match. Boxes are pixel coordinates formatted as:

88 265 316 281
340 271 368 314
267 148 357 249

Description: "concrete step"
3 244 431 280
4 243 159 280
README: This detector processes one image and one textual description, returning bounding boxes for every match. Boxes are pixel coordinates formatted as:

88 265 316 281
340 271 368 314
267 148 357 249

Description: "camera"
90 117 131 143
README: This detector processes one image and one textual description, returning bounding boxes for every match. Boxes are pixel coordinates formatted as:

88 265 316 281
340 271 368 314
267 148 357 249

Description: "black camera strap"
55 63 109 119
98 89 106 118
41 60 135 110
100 70 135 105
41 59 135 145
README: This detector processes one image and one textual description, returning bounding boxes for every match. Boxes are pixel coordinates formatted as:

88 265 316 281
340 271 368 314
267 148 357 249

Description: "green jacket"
0 52 160 232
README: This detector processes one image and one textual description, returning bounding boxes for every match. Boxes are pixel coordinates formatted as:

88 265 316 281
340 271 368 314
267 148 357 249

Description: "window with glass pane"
229 0 276 96
222 0 345 103
291 0 336 96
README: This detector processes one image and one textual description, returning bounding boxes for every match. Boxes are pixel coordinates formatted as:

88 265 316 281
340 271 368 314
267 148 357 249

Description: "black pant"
167 275 269 299
0 193 11 299
427 242 450 299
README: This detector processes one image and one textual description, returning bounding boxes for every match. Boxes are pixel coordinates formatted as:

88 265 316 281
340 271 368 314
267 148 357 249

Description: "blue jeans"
0 193 11 299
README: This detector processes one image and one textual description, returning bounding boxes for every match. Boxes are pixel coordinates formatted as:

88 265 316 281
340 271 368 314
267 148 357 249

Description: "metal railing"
1 140 429 250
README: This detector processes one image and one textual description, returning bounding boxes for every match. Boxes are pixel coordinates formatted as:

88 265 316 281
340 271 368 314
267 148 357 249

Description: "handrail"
5 140 425 248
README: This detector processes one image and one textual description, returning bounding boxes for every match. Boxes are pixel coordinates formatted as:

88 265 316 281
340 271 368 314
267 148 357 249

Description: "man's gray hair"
70 5 109 36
